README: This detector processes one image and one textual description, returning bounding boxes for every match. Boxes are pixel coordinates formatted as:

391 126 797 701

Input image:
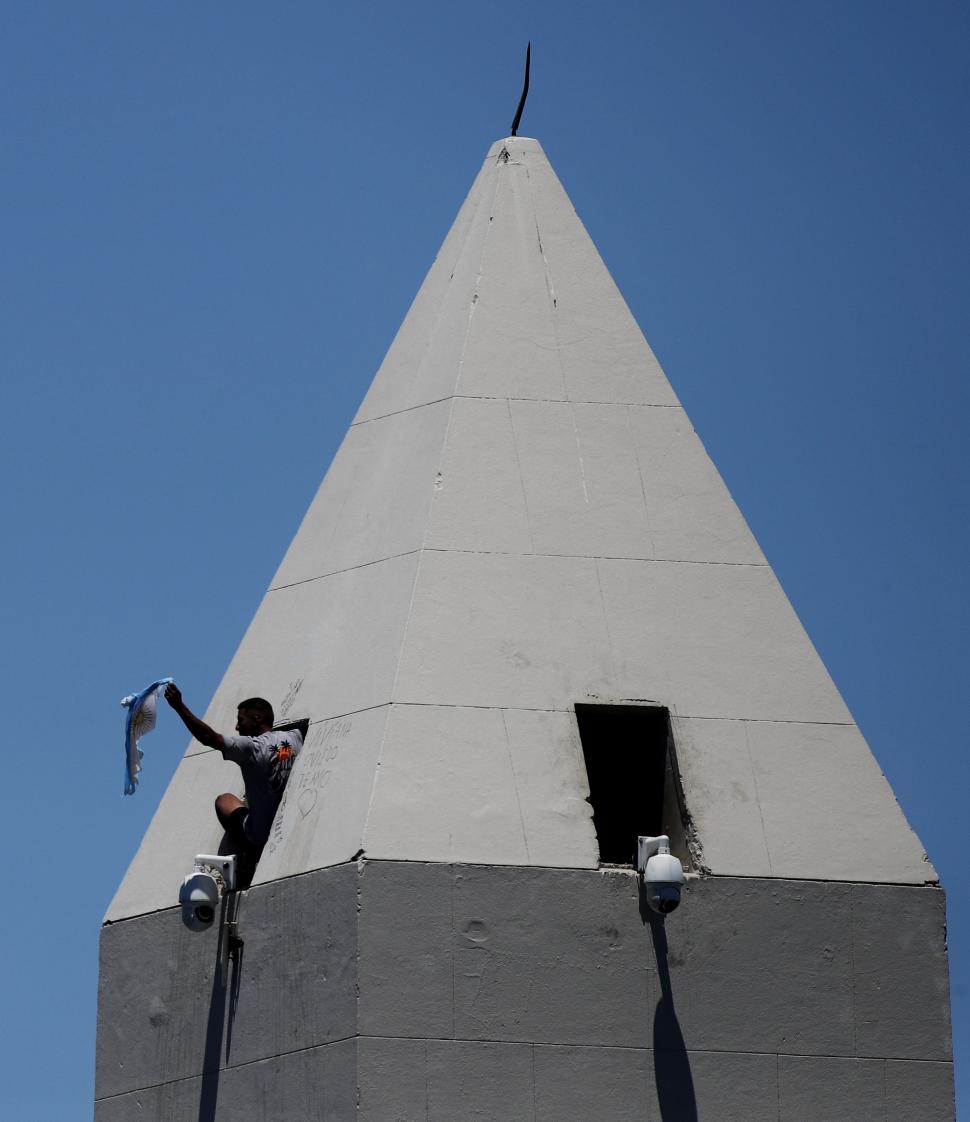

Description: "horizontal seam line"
355 861 935 887
178 709 852 762
687 872 939 888
105 861 362 922
673 714 855 727
375 701 570 713
424 548 768 567
272 550 769 584
356 1036 951 1062
375 701 854 727
103 862 939 926
94 1036 357 1101
354 397 682 424
96 1036 946 1099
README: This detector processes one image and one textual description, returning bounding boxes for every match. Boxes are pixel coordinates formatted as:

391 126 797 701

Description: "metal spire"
510 42 531 137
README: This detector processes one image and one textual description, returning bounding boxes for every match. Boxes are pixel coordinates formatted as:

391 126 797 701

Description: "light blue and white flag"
121 678 173 795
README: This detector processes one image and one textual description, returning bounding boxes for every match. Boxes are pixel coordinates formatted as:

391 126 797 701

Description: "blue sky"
1 3 967 1117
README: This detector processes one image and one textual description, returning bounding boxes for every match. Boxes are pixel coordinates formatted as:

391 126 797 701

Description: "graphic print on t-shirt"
269 737 297 795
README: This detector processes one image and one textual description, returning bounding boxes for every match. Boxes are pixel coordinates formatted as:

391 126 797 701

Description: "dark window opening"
575 704 690 868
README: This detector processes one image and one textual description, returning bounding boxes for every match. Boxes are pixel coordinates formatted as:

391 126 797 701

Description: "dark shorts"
224 806 263 860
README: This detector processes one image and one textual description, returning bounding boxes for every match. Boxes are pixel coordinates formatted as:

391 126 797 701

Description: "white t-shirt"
219 727 304 847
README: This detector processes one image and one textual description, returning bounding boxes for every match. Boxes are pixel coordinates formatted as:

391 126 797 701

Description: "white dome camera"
179 855 236 932
637 835 686 915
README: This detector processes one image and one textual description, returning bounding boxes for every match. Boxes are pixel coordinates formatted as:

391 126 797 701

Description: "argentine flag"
121 678 173 795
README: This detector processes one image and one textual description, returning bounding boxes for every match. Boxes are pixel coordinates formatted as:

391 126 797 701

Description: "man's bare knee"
215 792 244 825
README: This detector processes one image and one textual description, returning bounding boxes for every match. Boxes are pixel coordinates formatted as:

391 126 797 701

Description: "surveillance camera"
179 855 236 932
179 871 221 931
637 835 685 915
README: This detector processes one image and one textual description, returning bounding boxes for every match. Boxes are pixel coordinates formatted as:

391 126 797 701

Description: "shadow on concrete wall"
641 889 698 1122
197 896 244 1122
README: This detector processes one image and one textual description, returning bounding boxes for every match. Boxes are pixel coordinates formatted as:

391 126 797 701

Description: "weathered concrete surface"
357 864 951 1061
354 863 954 1120
253 706 390 884
193 549 419 743
361 703 597 868
885 1060 956 1121
97 862 955 1120
394 552 846 721
108 135 935 921
95 1039 357 1122
356 1042 954 1122
852 882 954 1059
672 716 935 884
271 397 451 587
97 864 357 1101
777 1055 884 1120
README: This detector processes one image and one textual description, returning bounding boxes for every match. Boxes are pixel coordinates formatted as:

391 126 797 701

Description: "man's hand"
163 683 224 750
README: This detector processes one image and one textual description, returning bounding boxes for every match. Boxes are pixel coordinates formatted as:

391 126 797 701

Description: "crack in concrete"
268 549 421 592
742 720 774 876
500 709 531 862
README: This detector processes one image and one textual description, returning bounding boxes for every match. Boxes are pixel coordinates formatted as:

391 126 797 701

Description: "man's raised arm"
164 682 225 750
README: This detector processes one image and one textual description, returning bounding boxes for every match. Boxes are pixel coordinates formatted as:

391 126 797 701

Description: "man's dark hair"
237 697 275 727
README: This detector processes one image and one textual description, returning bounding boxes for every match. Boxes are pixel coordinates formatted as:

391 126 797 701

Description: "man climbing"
164 682 302 885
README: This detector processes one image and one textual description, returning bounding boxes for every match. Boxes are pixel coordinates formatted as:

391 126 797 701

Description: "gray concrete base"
95 862 955 1120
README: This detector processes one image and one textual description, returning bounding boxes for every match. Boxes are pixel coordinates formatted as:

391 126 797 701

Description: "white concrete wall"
107 137 933 923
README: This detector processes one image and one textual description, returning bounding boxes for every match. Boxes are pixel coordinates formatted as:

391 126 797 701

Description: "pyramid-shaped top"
108 137 932 922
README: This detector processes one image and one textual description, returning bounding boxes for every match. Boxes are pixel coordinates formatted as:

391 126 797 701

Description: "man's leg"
214 793 260 888
215 792 246 836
